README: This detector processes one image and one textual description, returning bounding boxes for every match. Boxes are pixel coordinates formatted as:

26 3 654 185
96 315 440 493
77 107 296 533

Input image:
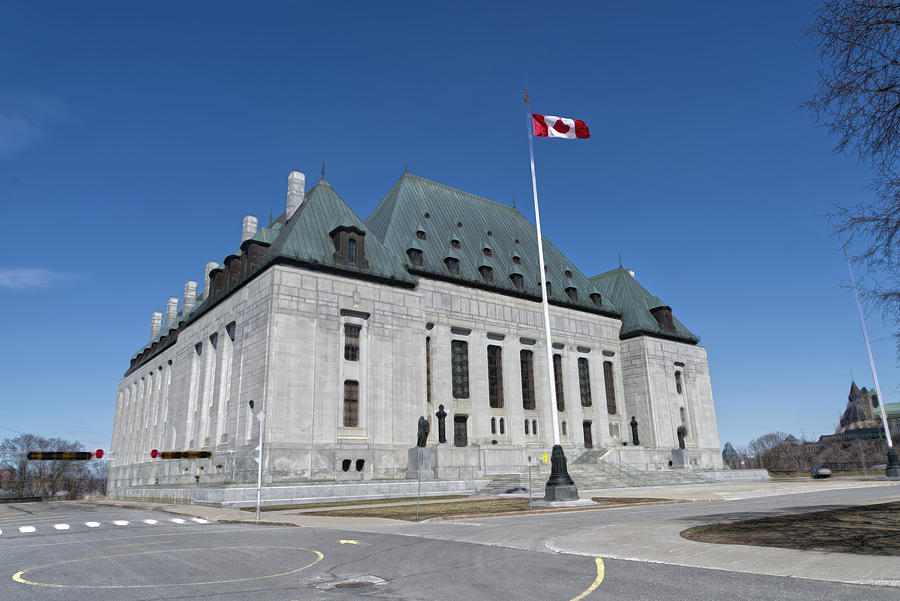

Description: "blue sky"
1 1 897 453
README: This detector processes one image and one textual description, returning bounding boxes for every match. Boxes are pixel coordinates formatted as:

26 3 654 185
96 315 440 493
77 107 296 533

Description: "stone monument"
407 416 434 479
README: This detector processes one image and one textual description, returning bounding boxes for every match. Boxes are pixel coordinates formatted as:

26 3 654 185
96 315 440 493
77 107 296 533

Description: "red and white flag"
532 114 590 139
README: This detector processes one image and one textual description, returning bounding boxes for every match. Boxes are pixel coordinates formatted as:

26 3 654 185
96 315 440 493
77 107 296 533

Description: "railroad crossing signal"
150 450 212 459
27 451 100 461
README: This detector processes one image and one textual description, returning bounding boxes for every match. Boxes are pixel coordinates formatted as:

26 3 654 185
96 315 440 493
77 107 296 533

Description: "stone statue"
435 404 448 444
676 425 686 450
630 416 640 446
416 415 430 447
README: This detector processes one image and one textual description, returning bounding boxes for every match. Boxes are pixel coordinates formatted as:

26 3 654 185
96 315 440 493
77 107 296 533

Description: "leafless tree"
805 1 900 349
0 434 106 498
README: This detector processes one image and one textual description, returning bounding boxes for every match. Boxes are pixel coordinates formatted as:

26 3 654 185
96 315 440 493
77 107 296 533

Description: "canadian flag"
532 114 590 139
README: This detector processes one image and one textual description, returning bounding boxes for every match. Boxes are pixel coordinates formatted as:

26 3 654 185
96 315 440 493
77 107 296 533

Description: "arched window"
546 282 553 297
479 266 493 282
603 361 617 415
451 238 461 249
513 255 521 265
565 270 572 278
510 273 524 290
590 293 602 307
565 287 578 302
416 230 427 240
483 247 492 257
524 419 530 434
444 257 460 274
407 248 423 266
675 371 682 394
347 238 356 263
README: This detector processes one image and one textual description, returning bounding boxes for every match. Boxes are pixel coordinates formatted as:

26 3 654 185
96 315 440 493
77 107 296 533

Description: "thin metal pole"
416 446 422 520
255 411 265 522
524 90 561 448
844 247 894 449
528 462 533 510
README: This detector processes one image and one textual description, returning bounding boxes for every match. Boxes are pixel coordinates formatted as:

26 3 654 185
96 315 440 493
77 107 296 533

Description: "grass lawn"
298 496 672 521
680 501 900 556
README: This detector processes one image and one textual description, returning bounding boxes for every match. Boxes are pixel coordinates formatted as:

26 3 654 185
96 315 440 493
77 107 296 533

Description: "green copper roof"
883 402 900 418
590 267 699 344
256 178 414 285
365 172 619 316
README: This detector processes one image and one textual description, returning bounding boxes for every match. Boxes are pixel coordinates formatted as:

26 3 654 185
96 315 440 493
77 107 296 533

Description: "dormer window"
483 247 492 257
445 257 460 274
565 287 578 302
451 239 461 249
512 256 521 265
510 273 524 289
565 270 573 278
650 306 676 334
329 225 368 267
416 230 427 240
546 282 553 296
590 293 602 307
479 266 493 282
407 248 423 266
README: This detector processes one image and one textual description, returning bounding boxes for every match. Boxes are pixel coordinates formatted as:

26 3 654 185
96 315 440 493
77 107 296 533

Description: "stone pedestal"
671 448 691 470
406 447 434 480
544 445 579 501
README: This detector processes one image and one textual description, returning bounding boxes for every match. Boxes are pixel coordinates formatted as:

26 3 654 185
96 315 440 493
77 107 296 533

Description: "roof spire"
512 194 516 209
269 208 273 224
321 161 326 180
618 253 623 268
403 161 408 174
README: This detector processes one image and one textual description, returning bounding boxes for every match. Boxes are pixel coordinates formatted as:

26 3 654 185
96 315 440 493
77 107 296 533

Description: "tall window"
487 345 503 408
343 380 359 427
675 370 682 394
603 361 617 415
565 287 578 302
578 357 592 407
479 266 493 282
347 238 357 263
510 273 524 290
445 257 460 274
454 415 468 447
451 340 469 398
553 354 565 411
344 324 360 361
520 349 535 410
425 337 432 403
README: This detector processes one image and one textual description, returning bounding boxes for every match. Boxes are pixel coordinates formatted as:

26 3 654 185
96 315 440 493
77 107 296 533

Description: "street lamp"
250 400 266 521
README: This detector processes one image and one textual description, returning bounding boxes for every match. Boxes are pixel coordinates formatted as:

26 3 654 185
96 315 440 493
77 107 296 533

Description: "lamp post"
250 400 266 521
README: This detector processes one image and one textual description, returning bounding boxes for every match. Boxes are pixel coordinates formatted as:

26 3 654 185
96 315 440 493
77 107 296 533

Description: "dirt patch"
681 501 900 556
238 495 467 512
300 497 673 521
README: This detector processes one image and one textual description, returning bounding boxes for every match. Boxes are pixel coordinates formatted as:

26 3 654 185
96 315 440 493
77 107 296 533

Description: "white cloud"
0 94 64 158
0 268 80 290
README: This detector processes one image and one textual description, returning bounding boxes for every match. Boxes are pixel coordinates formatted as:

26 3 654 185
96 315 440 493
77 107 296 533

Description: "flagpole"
524 89 578 501
844 245 899 479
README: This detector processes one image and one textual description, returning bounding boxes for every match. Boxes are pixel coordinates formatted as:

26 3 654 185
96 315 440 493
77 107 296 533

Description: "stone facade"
108 171 723 498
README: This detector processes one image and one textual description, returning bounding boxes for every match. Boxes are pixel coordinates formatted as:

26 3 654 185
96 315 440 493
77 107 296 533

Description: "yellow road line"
12 545 324 589
569 558 605 601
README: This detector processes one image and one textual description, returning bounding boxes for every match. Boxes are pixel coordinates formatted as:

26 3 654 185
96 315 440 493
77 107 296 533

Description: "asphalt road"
1 500 897 601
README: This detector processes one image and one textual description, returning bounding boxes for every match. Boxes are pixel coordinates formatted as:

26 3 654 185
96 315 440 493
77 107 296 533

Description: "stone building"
108 170 724 499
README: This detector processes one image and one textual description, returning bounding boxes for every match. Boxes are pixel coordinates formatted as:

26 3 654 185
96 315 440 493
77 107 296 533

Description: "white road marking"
19 526 36 533
170 518 186 524
85 522 101 528
112 520 129 526
0 528 3 535
53 524 70 530
191 518 209 524
142 519 159 525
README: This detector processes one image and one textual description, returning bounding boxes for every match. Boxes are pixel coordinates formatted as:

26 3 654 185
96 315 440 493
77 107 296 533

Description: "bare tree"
805 1 900 348
0 434 101 498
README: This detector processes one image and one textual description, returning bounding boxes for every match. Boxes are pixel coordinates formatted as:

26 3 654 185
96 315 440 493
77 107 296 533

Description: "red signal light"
150 449 159 458
94 449 104 459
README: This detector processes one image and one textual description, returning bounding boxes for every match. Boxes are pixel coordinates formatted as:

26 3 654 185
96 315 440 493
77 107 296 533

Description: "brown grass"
299 496 673 521
680 501 900 556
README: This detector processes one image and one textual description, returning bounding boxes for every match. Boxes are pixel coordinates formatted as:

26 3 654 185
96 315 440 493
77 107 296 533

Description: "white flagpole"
524 90 561 448
844 246 894 450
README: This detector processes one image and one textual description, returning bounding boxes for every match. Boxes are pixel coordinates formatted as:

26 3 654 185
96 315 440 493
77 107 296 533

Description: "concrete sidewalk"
97 478 900 587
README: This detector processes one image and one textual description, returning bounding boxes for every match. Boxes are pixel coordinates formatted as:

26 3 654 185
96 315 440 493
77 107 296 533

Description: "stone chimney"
183 280 198 314
200 261 219 300
241 215 258 243
150 311 163 341
164 296 179 329
287 171 306 219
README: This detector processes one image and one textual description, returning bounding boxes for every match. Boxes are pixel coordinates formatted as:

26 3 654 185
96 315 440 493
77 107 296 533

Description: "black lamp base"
544 444 579 501
886 448 900 480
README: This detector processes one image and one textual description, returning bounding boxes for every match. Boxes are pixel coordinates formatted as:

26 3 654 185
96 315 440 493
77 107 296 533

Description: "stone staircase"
478 447 708 494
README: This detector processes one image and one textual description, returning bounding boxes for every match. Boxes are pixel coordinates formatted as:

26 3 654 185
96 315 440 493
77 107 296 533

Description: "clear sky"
1 1 897 453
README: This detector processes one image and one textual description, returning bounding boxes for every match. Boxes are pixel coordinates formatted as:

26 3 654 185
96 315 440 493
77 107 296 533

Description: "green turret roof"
255 178 415 285
590 267 698 344
365 172 619 316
